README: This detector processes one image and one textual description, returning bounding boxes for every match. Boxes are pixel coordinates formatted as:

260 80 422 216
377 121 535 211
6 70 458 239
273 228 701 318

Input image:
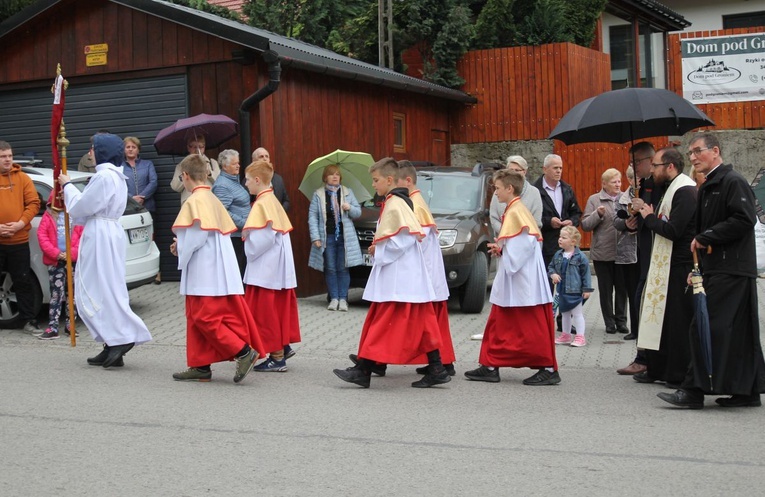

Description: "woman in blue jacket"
122 136 160 283
308 165 363 311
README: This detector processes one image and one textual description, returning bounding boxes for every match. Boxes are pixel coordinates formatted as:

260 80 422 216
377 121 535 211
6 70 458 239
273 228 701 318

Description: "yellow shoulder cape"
242 189 293 236
373 194 424 244
497 197 543 241
172 186 237 234
410 190 436 229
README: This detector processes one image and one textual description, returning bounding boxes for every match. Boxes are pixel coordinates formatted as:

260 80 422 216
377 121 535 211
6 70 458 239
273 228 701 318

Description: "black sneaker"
349 353 387 376
412 368 451 388
523 369 561 386
333 366 371 388
464 365 500 383
416 363 456 376
38 329 59 340
284 345 296 360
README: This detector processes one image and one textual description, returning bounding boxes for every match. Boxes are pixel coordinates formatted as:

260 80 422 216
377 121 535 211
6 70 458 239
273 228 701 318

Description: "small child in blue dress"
548 226 593 347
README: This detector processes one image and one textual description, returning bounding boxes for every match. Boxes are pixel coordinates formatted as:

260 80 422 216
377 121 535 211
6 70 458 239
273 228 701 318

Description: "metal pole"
387 0 394 69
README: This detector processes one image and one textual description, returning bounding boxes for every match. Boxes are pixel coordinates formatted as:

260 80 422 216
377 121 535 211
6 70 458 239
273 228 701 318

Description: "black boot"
349 353 387 376
103 343 134 369
88 345 111 366
333 365 371 388
412 350 452 388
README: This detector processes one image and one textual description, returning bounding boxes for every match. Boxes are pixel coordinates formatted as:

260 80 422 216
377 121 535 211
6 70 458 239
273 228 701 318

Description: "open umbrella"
548 87 714 145
299 149 375 202
154 113 238 155
691 250 713 391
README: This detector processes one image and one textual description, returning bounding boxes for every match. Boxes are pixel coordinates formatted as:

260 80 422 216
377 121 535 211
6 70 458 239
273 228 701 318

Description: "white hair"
543 154 561 167
218 149 239 168
506 155 528 170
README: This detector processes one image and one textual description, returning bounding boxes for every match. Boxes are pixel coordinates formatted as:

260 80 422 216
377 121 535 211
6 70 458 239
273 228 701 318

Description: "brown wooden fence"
451 43 611 144
667 27 765 130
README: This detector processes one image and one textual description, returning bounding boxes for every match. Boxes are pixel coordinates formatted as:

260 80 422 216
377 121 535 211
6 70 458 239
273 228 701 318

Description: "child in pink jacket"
36 190 84 340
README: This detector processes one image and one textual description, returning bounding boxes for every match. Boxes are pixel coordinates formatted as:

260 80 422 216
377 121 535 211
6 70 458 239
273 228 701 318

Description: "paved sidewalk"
5 277 764 373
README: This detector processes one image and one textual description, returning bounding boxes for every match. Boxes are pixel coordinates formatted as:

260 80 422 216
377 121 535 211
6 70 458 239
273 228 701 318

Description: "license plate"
129 227 149 244
363 253 374 266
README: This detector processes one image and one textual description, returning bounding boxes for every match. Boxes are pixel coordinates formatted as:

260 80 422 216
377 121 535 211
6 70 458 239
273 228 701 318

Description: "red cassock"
357 301 442 364
410 300 456 365
185 294 265 368
479 303 557 369
244 285 301 353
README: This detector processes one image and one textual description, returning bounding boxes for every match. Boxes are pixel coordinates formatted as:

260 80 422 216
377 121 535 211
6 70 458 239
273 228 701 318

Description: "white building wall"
661 0 761 32
602 13 666 88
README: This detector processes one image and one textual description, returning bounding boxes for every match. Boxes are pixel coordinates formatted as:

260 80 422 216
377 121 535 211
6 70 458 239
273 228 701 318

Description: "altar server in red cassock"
242 160 301 373
170 154 263 383
397 161 456 376
465 169 561 386
333 157 450 388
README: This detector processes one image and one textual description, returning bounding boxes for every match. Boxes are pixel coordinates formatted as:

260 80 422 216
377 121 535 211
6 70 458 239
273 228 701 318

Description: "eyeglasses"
651 162 670 168
686 147 710 158
629 156 651 167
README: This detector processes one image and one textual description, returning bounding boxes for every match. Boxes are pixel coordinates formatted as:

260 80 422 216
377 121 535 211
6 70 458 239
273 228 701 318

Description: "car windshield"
417 174 480 212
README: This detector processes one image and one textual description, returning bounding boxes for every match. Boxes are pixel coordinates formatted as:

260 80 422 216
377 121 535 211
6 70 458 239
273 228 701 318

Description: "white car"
0 166 160 328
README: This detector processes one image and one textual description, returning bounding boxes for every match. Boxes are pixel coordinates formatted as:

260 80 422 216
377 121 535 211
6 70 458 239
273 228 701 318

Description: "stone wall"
452 129 765 183
451 140 554 182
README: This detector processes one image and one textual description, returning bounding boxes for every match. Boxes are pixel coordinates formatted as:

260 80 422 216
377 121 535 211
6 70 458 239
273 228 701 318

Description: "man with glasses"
631 147 696 388
659 133 765 409
0 140 41 334
615 141 665 376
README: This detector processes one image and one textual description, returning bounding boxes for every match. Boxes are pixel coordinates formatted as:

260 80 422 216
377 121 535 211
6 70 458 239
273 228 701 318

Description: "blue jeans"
324 235 349 300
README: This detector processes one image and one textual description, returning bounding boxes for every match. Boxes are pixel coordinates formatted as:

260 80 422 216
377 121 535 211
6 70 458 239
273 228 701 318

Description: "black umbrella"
548 88 714 145
691 250 713 391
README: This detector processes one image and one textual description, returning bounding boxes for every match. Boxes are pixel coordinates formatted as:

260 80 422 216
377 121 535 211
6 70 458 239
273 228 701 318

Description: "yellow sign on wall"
86 53 107 66
84 44 108 54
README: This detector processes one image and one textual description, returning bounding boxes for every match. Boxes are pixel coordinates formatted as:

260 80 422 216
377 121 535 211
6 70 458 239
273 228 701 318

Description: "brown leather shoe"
617 361 647 375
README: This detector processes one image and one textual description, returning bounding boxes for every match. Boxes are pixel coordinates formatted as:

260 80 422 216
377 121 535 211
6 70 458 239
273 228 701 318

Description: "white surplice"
362 231 435 303
490 231 552 307
242 227 297 290
175 223 243 296
63 163 152 346
421 226 449 302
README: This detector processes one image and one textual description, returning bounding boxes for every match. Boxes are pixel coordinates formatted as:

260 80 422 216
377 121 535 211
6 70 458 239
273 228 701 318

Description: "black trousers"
0 242 36 323
616 262 640 334
593 260 627 330
231 235 246 277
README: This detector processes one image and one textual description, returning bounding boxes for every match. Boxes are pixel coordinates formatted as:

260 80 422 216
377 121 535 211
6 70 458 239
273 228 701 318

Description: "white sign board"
681 32 765 104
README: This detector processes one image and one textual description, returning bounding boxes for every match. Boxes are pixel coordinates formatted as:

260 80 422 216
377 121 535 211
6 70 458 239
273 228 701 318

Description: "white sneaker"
338 300 348 312
23 321 42 335
328 299 339 311
470 333 484 341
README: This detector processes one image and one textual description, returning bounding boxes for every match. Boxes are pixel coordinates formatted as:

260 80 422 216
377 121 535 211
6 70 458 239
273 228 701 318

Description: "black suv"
349 163 501 313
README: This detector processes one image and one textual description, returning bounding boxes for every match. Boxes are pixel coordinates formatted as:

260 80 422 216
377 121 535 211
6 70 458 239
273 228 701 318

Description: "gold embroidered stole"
637 173 696 351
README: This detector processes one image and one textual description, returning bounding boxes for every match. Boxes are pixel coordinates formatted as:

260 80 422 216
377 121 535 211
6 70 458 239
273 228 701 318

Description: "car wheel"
459 252 488 314
0 271 43 329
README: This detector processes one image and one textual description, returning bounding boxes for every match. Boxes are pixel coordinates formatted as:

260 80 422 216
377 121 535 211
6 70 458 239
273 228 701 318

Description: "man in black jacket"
659 133 765 409
534 154 582 272
252 147 290 212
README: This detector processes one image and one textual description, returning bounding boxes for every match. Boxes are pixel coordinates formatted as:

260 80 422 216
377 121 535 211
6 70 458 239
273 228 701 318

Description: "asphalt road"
2 280 764 496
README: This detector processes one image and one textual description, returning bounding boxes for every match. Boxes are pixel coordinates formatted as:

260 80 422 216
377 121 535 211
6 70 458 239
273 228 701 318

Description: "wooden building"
0 0 475 295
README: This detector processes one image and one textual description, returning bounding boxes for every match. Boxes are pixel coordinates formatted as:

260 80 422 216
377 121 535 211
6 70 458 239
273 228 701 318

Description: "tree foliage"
472 0 516 50
0 0 36 24
165 0 241 21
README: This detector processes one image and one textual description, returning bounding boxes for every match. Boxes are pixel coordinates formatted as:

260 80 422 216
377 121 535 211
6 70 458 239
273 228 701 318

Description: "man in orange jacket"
0 140 42 333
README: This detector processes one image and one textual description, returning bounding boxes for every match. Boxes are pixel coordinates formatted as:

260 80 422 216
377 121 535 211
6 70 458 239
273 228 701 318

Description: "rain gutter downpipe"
239 49 281 163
